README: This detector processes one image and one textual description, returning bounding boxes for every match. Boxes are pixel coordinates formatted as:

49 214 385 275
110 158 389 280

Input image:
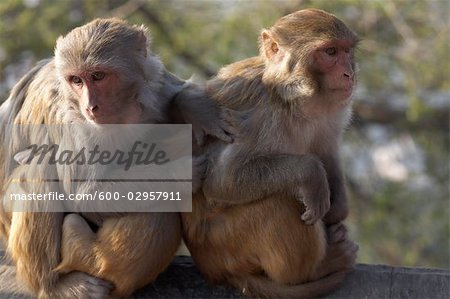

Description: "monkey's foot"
39 271 112 299
327 223 348 244
314 233 358 280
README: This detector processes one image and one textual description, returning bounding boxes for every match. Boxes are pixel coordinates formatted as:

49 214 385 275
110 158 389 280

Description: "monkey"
181 9 359 298
0 18 234 298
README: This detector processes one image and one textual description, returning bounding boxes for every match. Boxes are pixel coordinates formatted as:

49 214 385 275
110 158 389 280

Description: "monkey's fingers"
195 124 234 145
221 108 248 136
301 209 320 225
339 240 359 267
207 125 234 143
325 238 359 271
301 198 330 225
299 183 331 225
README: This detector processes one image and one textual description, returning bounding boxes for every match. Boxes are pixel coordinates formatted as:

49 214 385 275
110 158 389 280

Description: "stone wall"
1 254 449 299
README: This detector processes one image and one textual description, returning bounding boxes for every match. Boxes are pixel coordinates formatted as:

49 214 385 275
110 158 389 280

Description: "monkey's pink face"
65 69 142 124
314 39 356 101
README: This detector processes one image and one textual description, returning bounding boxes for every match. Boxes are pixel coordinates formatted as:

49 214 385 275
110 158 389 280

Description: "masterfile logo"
3 124 193 213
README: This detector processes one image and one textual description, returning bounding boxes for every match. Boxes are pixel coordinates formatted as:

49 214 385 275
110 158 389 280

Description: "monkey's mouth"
330 86 353 97
342 87 353 93
325 88 352 102
341 89 353 100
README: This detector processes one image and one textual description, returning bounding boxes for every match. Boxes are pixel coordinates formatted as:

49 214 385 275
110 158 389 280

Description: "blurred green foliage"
0 0 448 268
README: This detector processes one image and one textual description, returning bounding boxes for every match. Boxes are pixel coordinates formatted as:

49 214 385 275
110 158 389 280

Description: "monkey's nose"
344 72 353 79
88 105 99 112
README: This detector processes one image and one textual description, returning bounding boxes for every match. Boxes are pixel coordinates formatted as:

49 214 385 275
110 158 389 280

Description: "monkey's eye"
92 72 105 81
69 76 83 85
325 47 337 56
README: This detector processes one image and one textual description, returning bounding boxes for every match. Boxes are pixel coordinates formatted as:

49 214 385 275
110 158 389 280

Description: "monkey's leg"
3 164 112 298
204 153 331 225
223 202 355 299
53 213 97 269
257 208 327 285
8 212 112 299
57 213 181 298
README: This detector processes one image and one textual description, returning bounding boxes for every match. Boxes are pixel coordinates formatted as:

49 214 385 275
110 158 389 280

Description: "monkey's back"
207 57 268 111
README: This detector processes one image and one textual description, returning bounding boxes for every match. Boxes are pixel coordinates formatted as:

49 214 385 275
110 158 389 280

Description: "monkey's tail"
229 270 351 299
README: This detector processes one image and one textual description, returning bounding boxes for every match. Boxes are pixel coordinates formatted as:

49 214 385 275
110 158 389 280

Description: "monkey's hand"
190 107 239 146
297 174 331 225
173 82 241 145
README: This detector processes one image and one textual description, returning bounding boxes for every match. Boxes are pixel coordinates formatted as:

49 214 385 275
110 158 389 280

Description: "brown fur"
182 9 359 298
0 18 232 298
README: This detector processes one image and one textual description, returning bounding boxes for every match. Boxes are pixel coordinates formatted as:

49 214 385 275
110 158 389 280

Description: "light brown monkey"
0 18 233 298
182 9 358 298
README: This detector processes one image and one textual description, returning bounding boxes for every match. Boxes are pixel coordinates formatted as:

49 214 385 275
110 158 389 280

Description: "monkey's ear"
136 25 150 58
261 30 282 60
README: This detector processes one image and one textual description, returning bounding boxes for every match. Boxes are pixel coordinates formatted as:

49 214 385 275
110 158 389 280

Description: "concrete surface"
1 253 449 298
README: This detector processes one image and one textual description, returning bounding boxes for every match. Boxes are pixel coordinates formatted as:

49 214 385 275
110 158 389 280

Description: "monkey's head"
260 9 358 107
54 18 156 124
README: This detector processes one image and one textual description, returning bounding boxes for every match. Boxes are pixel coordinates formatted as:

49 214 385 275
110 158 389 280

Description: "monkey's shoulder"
7 59 54 100
216 56 264 80
207 57 266 110
9 59 63 124
24 59 62 102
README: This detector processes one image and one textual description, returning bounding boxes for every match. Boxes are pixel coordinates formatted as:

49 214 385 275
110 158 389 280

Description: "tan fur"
55 213 181 297
0 18 232 298
182 9 358 298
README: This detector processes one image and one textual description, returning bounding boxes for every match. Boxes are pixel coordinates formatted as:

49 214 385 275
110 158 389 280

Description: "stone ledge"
1 254 449 298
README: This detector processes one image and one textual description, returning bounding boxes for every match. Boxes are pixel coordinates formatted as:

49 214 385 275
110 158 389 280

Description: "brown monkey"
0 18 233 298
182 9 358 298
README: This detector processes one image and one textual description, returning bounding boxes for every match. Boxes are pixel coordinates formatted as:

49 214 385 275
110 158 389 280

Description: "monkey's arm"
319 151 349 225
171 83 235 146
203 148 330 224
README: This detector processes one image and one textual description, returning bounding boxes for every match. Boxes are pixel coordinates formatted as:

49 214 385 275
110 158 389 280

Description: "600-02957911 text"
8 191 182 201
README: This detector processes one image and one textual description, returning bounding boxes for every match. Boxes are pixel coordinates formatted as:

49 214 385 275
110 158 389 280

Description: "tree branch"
138 5 215 77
